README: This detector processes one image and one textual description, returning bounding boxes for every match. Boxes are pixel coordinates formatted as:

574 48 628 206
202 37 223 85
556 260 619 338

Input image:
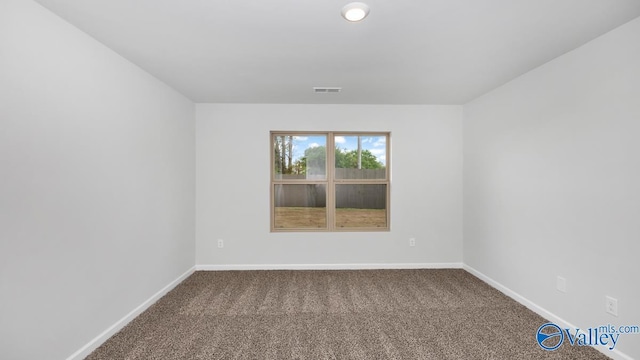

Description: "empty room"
1 0 639 359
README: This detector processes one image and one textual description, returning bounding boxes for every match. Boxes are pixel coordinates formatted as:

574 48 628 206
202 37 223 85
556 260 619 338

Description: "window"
271 132 390 231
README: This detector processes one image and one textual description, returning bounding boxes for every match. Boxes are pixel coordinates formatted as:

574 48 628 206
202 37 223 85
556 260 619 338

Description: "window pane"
335 184 387 228
334 135 386 179
274 135 326 180
274 184 327 229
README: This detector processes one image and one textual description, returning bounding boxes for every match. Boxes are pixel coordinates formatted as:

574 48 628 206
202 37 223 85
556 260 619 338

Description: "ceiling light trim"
341 2 370 22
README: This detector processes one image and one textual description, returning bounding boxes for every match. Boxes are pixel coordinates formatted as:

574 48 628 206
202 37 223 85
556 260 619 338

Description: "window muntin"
271 132 389 232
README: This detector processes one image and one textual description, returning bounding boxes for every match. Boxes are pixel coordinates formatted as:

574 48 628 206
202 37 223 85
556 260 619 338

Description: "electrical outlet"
217 239 224 248
606 296 618 316
556 276 567 293
409 238 416 247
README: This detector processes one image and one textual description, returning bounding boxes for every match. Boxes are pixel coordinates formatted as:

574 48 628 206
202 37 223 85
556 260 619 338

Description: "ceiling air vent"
313 87 342 93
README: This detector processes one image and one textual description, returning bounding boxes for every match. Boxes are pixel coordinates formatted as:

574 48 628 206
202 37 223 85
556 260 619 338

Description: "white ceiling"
33 0 640 104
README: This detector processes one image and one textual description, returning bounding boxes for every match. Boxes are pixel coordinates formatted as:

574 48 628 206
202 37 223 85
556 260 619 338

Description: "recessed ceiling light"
341 2 370 22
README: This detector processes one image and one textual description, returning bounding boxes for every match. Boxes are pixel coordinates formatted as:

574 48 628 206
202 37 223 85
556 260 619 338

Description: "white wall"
196 104 462 268
464 17 640 359
0 1 195 359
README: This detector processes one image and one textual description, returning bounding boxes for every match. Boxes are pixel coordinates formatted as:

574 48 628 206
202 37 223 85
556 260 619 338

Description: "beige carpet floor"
86 269 609 359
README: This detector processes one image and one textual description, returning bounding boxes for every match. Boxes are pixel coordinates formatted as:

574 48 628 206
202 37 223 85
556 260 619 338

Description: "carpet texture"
86 269 609 359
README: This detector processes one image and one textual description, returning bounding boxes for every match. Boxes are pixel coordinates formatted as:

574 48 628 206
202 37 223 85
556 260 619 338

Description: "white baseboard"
65 266 196 360
68 263 632 360
196 262 463 271
463 264 633 360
